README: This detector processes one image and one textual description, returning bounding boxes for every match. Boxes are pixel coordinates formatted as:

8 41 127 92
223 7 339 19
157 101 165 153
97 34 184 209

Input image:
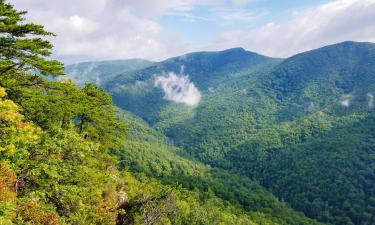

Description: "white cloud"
63 63 100 86
232 0 255 6
210 8 267 25
12 0 190 62
341 99 350 107
67 15 98 33
10 0 375 62
340 94 353 107
154 72 201 106
207 0 375 57
368 93 374 109
120 0 221 18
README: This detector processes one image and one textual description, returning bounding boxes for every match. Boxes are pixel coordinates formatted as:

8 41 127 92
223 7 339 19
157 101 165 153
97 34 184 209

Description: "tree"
77 83 127 149
0 0 63 77
0 86 41 167
0 162 17 224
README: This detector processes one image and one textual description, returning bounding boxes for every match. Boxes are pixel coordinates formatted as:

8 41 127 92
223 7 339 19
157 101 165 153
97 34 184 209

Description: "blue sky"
160 0 328 42
11 0 375 63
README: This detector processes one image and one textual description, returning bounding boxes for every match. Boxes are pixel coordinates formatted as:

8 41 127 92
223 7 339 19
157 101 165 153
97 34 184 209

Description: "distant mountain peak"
223 47 246 52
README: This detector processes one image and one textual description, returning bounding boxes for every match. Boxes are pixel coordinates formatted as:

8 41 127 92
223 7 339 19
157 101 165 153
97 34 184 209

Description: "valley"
65 41 375 225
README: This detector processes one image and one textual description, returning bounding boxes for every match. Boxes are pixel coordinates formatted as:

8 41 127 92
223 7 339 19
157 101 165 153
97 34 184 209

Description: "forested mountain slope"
229 112 375 224
0 1 322 224
67 41 375 225
113 110 321 225
102 47 281 123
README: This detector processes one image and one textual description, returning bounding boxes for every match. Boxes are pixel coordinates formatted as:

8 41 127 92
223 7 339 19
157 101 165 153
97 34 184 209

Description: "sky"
11 0 375 64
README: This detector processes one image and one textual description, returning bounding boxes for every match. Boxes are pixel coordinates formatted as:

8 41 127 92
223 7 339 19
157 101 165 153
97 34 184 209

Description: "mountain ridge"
64 40 375 225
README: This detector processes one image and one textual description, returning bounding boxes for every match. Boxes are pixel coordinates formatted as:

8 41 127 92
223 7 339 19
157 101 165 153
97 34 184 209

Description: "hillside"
4 0 375 225
102 47 281 123
74 41 375 225
0 1 321 224
113 110 321 225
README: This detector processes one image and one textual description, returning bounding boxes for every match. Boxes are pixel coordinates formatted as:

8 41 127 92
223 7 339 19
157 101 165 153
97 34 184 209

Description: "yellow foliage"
0 86 41 155
0 162 17 224
0 87 6 98
0 99 23 122
0 163 16 202
17 201 61 225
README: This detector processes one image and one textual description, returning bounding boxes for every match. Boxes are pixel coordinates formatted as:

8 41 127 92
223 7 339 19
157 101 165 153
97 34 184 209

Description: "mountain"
61 52 322 224
78 41 375 225
229 112 375 224
114 109 320 225
103 47 281 124
5 1 373 224
64 59 154 86
262 41 375 119
61 41 375 225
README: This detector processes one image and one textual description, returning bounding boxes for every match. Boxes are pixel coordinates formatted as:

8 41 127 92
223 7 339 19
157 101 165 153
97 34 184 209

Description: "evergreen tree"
0 0 63 77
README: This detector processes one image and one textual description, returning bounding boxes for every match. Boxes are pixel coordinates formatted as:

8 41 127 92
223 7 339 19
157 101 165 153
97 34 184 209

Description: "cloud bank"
11 0 375 62
154 72 201 107
64 63 101 86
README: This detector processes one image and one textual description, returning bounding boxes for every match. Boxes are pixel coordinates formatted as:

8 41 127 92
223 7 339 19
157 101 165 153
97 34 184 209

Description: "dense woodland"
0 1 318 224
1 1 375 225
98 36 375 225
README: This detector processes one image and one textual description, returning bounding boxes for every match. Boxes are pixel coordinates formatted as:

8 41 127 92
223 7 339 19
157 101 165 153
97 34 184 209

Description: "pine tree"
0 0 63 77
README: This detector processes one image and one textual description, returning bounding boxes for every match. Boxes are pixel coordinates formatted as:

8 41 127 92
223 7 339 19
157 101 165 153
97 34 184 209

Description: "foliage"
4 1 375 224
0 2 125 224
0 81 124 224
120 172 279 225
96 41 375 225
0 2 321 225
0 0 63 77
114 110 321 225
